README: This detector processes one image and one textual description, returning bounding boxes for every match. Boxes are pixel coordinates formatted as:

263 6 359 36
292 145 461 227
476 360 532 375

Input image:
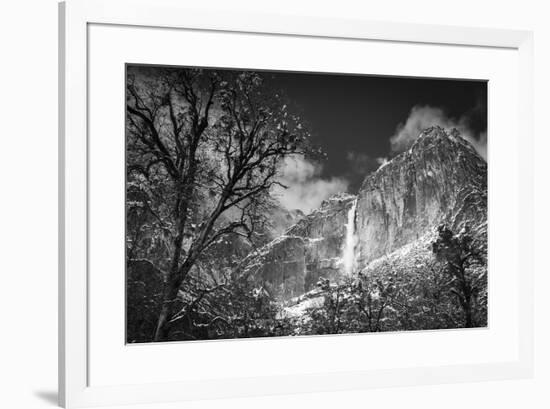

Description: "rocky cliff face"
355 126 487 266
242 127 487 301
241 194 355 300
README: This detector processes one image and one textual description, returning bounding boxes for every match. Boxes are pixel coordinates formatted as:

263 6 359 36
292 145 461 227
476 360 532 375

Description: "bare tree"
126 67 311 341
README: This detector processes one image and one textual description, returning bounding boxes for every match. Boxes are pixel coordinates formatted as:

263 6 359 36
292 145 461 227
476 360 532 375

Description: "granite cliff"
355 126 487 266
241 127 487 303
241 194 356 300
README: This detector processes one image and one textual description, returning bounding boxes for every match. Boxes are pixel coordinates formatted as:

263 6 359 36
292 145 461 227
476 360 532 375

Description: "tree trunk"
452 260 474 329
153 252 199 341
460 271 473 328
152 150 201 342
462 292 473 328
153 217 187 341
153 282 180 341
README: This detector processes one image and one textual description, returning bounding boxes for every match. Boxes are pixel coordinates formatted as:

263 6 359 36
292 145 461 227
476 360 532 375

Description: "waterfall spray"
342 198 358 276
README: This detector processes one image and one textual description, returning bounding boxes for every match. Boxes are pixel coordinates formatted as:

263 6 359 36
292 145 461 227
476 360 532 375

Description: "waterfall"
342 198 358 276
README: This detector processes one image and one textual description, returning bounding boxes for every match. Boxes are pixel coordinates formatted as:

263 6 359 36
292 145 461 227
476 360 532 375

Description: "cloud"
390 105 487 160
345 152 389 184
376 157 389 166
346 152 381 174
273 155 349 214
469 131 487 160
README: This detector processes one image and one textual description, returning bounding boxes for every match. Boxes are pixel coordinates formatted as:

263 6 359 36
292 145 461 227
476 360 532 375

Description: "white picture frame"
59 0 534 407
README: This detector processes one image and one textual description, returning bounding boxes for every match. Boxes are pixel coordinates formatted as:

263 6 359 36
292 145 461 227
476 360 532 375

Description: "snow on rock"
240 193 356 301
355 126 487 267
241 126 487 305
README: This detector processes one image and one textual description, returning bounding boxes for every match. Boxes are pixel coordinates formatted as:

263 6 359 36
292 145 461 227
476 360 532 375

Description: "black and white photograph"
125 64 488 343
3 0 548 407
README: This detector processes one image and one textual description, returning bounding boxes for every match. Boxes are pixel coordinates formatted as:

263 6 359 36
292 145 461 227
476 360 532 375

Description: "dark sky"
265 70 487 192
129 64 487 209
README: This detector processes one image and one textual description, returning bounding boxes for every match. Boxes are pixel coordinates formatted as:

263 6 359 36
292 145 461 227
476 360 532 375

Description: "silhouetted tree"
126 67 311 341
432 225 486 328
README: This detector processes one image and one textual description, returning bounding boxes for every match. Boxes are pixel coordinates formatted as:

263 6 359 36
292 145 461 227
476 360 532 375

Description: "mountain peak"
356 126 487 264
364 127 485 190
410 126 481 159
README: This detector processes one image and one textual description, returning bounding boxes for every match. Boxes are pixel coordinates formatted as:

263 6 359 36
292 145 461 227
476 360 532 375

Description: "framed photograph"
59 0 534 407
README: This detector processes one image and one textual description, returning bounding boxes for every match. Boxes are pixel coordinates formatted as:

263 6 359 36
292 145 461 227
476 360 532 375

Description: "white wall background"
0 1 547 408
